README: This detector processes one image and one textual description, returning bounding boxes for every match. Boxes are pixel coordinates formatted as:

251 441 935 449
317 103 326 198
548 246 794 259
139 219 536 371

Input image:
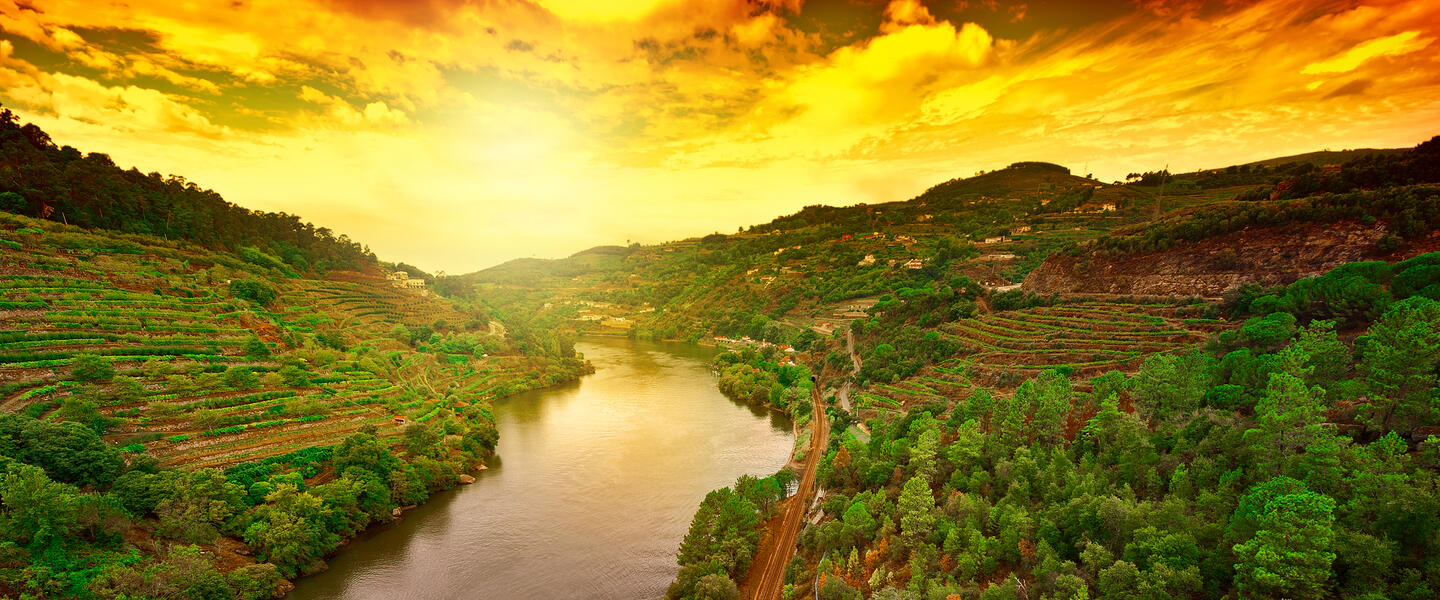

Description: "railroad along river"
287 338 795 600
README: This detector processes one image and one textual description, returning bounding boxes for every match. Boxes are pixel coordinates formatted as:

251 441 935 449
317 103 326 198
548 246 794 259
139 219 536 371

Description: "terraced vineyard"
842 300 1233 419
0 213 585 474
942 301 1226 381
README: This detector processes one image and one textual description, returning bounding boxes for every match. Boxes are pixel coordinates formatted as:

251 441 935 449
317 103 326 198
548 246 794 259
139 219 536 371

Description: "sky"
1 0 1437 273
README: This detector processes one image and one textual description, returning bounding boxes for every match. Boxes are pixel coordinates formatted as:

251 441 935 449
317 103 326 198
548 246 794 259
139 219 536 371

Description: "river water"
287 338 794 600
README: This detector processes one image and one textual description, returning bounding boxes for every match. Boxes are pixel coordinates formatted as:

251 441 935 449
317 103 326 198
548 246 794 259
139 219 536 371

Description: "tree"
0 462 82 555
1232 482 1337 600
155 470 244 544
0 190 25 213
244 336 271 358
71 353 114 382
229 279 277 305
1358 297 1440 435
842 500 877 547
0 414 124 487
897 475 936 551
403 423 441 458
224 366 260 389
1132 351 1211 421
1244 369 1329 476
243 484 339 577
692 573 740 600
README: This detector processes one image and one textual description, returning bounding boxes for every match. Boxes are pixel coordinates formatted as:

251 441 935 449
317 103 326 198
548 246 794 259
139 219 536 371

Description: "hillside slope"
0 114 590 599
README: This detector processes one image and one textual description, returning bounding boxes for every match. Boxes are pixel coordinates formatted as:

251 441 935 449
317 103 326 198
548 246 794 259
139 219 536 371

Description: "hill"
1025 138 1440 297
599 138 1440 600
0 112 590 599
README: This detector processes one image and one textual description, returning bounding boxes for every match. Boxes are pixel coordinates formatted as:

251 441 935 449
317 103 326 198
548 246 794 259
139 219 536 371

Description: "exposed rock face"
1023 221 1438 298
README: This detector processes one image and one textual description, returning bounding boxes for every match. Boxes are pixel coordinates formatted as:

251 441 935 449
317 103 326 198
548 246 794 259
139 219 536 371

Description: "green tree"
71 353 114 382
243 483 339 577
897 475 936 551
692 573 740 600
1132 351 1211 421
1244 370 1329 476
0 190 25 213
1358 297 1440 435
1232 483 1337 600
229 279 277 305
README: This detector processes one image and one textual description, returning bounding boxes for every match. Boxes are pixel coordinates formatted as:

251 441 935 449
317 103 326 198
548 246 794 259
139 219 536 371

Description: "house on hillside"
857 254 876 267
904 258 923 270
982 236 1009 245
1013 225 1032 234
839 234 853 241
896 235 917 245
1100 203 1117 212
402 278 426 289
389 270 408 281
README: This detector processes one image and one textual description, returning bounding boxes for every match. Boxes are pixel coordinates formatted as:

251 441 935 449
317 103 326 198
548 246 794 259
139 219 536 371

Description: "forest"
0 106 374 274
783 254 1440 600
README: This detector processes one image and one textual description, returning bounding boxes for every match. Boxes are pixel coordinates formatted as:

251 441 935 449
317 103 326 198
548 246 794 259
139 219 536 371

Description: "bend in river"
287 338 794 600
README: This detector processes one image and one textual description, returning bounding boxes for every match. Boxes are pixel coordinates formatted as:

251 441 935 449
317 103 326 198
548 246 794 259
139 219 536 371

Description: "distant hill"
1238 147 1409 170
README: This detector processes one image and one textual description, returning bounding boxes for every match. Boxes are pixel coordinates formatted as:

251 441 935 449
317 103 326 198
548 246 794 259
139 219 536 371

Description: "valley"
3 105 1440 600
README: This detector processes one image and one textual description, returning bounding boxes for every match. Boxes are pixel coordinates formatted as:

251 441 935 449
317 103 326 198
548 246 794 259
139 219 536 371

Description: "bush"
229 279 277 305
72 353 115 382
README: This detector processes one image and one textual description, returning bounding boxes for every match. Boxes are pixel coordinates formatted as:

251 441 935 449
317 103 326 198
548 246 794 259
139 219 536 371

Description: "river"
287 338 794 600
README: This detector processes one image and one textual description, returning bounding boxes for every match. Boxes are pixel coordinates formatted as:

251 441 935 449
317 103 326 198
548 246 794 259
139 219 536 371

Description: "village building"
904 258 923 270
857 254 876 267
1013 225 1032 234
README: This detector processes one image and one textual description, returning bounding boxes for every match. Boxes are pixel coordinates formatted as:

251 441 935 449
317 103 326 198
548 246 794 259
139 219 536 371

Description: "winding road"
744 373 828 600
744 330 864 599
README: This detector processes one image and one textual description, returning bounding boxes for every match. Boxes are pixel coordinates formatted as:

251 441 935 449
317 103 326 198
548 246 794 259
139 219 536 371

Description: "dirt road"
742 374 829 600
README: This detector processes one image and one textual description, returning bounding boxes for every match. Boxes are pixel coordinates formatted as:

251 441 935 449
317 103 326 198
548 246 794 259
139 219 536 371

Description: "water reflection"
287 338 794 600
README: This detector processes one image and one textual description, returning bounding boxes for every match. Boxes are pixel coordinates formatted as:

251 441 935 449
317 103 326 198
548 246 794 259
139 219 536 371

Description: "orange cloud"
0 0 1436 272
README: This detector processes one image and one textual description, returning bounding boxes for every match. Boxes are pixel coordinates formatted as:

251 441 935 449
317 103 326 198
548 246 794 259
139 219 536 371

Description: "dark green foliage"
229 279 277 305
71 353 115 382
668 473 789 599
0 105 373 271
806 278 1440 599
0 414 123 487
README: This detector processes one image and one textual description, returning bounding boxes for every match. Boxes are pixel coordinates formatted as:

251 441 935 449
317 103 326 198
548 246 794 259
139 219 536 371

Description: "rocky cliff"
1022 220 1440 298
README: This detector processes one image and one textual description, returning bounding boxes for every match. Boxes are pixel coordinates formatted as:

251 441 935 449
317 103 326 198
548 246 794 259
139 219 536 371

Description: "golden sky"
1 0 1437 272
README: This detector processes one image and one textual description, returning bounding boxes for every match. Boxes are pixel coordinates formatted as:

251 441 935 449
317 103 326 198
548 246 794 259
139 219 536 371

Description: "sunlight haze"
1 0 1436 272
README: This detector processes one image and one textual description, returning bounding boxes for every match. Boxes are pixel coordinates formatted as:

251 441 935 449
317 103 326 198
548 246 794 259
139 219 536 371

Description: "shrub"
72 353 115 382
229 279 277 305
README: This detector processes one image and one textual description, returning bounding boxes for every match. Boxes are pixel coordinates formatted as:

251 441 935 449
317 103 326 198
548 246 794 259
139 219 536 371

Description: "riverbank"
286 338 794 600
